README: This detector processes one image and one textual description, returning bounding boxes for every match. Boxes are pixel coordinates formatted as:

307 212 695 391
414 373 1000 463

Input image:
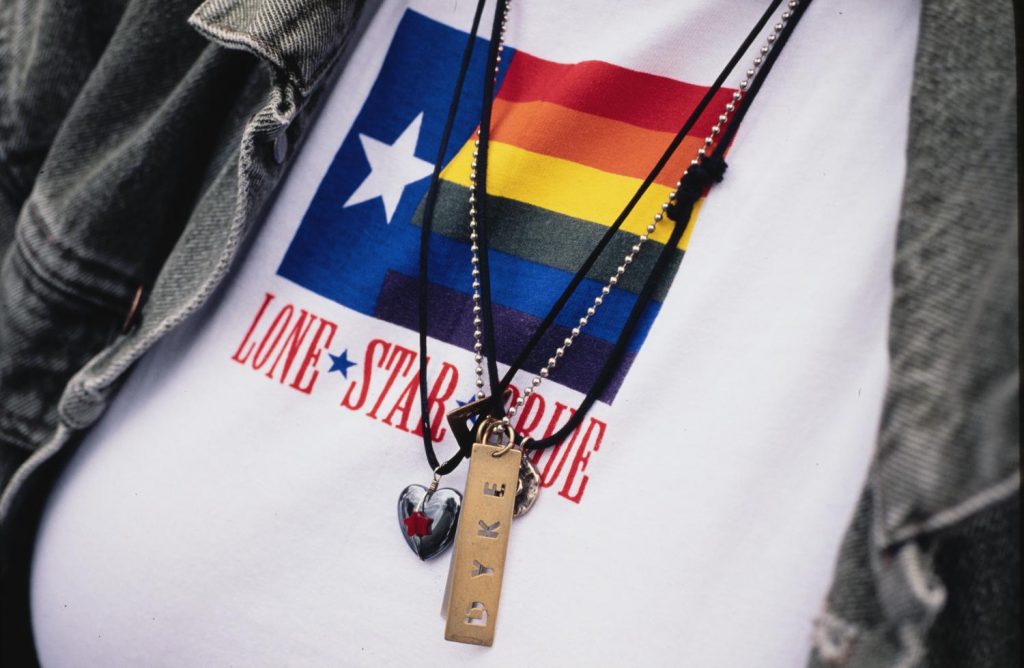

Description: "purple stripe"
374 271 634 403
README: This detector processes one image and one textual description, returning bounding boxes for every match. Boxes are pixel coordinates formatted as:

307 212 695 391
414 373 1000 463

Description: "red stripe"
497 51 736 137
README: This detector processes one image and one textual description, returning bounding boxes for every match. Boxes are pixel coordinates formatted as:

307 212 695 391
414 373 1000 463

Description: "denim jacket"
0 1 1017 665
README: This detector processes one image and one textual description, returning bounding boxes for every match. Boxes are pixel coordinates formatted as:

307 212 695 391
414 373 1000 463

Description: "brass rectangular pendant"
443 440 522 646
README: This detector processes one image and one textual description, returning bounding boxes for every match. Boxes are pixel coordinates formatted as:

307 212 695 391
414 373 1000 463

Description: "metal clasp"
416 465 445 514
477 418 518 458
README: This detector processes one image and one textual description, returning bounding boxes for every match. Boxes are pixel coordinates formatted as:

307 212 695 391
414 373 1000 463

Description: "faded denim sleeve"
0 0 263 488
808 1 1019 666
0 1 131 483
0 1 130 254
0 1 364 660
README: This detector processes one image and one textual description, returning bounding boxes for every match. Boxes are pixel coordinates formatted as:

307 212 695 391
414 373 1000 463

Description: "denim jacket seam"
76 107 290 398
13 222 129 313
0 410 42 453
187 1 364 100
884 471 1020 546
295 15 368 101
0 424 74 521
69 0 349 399
869 448 1021 551
18 195 148 299
187 12 308 99
811 609 863 665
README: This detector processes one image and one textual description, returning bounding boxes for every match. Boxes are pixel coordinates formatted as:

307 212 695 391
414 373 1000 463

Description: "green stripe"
412 180 683 302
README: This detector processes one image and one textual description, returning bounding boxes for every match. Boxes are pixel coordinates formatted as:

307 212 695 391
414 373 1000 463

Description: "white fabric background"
32 1 920 665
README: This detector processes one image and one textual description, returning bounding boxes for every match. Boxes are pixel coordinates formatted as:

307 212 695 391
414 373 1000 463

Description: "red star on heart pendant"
403 511 433 537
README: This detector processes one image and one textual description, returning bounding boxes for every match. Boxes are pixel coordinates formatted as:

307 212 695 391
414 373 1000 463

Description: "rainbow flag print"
278 9 732 403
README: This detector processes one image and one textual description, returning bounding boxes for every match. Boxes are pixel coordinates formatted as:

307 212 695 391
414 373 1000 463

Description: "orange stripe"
491 98 706 189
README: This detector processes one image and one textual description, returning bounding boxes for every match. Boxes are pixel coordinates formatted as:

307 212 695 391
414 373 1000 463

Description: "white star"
344 112 435 224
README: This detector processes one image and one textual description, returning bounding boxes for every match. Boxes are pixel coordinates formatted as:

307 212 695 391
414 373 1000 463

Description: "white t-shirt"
31 1 920 666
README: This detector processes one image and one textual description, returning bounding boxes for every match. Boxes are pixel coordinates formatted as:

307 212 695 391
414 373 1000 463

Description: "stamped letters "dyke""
444 443 522 647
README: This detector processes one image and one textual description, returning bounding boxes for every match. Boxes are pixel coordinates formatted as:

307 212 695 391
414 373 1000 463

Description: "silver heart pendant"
397 484 462 560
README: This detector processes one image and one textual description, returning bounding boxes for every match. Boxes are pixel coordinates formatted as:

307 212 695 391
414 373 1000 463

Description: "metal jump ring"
481 419 517 458
425 465 444 497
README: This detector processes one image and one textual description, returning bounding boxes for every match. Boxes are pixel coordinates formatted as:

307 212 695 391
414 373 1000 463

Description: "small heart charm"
397 484 462 560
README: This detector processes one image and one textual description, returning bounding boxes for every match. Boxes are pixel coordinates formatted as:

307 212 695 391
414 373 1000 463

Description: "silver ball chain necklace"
395 0 809 646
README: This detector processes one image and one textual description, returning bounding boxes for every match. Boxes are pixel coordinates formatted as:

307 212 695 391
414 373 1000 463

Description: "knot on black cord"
700 154 728 183
666 155 728 223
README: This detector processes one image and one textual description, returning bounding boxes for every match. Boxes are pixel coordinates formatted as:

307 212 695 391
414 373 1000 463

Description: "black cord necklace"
400 0 813 647
398 2 812 635
415 0 805 473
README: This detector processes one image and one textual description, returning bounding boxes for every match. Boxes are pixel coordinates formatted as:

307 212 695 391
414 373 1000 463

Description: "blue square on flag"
277 11 503 316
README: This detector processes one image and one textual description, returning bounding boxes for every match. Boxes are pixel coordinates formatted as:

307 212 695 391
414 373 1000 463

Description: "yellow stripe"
442 140 700 250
